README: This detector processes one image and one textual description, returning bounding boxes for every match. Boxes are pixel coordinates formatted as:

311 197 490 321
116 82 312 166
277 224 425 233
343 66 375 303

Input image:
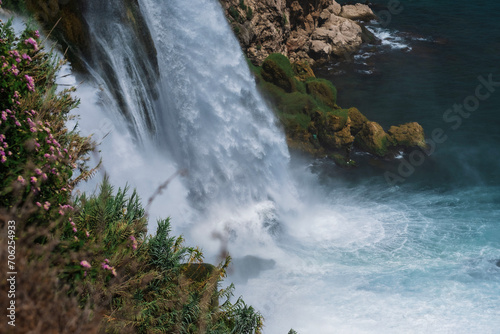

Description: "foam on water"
367 26 411 51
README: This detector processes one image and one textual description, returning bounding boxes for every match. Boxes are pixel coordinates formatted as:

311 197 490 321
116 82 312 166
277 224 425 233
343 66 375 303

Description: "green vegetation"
246 7 253 21
228 5 244 24
250 53 350 156
282 13 288 27
239 0 247 10
0 17 264 333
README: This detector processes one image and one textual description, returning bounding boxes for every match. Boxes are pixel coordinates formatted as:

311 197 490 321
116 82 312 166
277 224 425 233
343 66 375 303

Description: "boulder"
315 15 364 57
339 4 377 22
387 122 427 150
355 121 389 157
312 110 353 151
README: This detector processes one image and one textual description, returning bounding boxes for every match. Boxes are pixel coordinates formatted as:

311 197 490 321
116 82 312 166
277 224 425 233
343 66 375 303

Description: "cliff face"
219 0 376 65
24 0 157 74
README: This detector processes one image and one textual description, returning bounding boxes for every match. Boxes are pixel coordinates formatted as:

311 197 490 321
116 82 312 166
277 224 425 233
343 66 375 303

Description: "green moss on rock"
261 53 297 93
292 61 315 82
386 122 426 150
306 78 337 109
354 121 389 157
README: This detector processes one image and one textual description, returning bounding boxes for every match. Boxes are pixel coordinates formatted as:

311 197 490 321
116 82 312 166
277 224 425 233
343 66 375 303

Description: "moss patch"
261 53 297 92
306 78 337 109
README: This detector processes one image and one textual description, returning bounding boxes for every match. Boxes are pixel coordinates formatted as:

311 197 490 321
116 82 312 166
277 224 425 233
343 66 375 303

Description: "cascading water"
80 0 294 214
63 0 500 333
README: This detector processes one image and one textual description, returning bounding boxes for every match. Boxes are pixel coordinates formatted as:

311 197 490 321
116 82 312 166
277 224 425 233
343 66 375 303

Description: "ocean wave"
368 26 412 51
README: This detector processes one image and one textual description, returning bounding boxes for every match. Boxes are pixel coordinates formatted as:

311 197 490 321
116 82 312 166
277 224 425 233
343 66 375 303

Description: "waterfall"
77 0 297 230
138 0 293 209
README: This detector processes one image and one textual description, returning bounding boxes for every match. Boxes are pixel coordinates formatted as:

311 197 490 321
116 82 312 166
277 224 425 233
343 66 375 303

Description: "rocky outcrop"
354 120 427 158
219 0 377 65
252 53 427 165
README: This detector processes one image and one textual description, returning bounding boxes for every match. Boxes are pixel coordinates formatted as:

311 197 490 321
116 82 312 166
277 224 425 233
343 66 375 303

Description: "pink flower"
24 75 35 92
43 202 50 211
41 173 47 181
30 176 37 184
34 30 40 38
85 230 90 238
130 235 138 250
17 175 25 185
59 210 64 216
36 202 41 207
1 155 6 163
24 38 39 51
80 260 91 268
111 268 117 277
104 259 109 263
34 168 42 175
72 227 77 233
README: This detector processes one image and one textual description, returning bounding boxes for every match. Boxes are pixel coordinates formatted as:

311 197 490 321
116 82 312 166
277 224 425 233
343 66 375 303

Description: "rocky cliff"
219 0 377 65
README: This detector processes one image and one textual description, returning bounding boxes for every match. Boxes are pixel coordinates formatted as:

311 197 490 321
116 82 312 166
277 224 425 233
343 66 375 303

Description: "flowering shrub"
0 18 95 224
